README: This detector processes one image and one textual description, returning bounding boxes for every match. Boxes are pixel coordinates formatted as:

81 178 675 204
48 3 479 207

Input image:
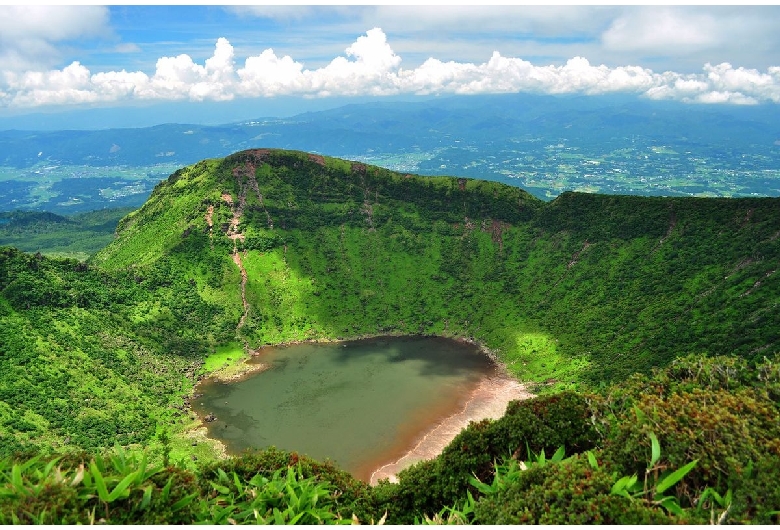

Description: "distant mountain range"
3 94 780 168
1 94 779 212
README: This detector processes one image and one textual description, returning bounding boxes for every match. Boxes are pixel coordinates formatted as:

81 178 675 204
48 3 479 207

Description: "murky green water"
192 336 498 481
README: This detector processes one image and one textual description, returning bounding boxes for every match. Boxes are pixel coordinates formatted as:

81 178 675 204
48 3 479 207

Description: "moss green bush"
387 391 599 523
600 355 780 503
473 454 692 524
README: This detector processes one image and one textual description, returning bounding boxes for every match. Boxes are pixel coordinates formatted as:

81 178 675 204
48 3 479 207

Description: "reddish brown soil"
368 376 533 485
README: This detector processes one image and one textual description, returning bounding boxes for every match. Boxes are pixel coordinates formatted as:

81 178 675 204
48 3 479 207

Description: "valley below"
3 95 780 219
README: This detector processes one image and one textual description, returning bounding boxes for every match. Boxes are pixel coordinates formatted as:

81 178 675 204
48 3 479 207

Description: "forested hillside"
1 149 778 523
95 149 780 386
0 208 133 260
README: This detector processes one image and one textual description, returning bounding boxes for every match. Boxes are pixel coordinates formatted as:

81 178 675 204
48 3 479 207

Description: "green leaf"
708 488 723 506
20 455 41 473
93 455 107 474
648 432 661 468
110 453 126 475
551 445 566 463
232 471 242 494
211 504 236 524
170 492 197 512
700 487 733 510
210 481 231 495
468 472 494 495
611 474 637 497
586 451 599 470
655 459 698 494
90 461 110 502
81 467 93 489
698 487 715 509
42 457 61 478
287 484 300 508
217 468 229 484
161 476 173 501
140 485 152 511
659 496 684 516
135 453 148 484
107 470 138 502
10 464 24 492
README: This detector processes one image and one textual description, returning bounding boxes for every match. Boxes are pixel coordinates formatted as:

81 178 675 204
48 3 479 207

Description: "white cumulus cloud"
237 50 306 97
602 8 720 54
0 6 111 72
2 28 780 110
307 28 402 96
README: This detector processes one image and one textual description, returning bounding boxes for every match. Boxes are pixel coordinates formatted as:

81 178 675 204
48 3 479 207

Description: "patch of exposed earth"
369 376 533 485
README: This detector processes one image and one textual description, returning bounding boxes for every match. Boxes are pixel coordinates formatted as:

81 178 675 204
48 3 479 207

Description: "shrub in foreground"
385 391 599 523
197 447 378 522
473 454 691 524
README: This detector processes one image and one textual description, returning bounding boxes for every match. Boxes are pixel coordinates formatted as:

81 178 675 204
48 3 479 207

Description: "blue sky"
1 5 779 128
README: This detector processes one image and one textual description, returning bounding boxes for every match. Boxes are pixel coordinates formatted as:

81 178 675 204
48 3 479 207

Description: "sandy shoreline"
368 375 534 485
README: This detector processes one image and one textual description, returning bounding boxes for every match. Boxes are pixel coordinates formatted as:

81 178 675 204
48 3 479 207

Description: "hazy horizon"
1 5 778 131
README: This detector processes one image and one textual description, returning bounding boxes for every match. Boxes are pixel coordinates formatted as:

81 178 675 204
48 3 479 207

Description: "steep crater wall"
95 149 780 387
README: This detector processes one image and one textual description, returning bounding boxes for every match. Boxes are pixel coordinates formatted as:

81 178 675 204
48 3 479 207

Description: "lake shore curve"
368 375 533 485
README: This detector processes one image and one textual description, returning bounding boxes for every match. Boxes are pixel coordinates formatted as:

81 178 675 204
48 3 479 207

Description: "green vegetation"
1 355 778 523
95 149 780 388
0 208 132 261
202 342 247 374
1 148 779 522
